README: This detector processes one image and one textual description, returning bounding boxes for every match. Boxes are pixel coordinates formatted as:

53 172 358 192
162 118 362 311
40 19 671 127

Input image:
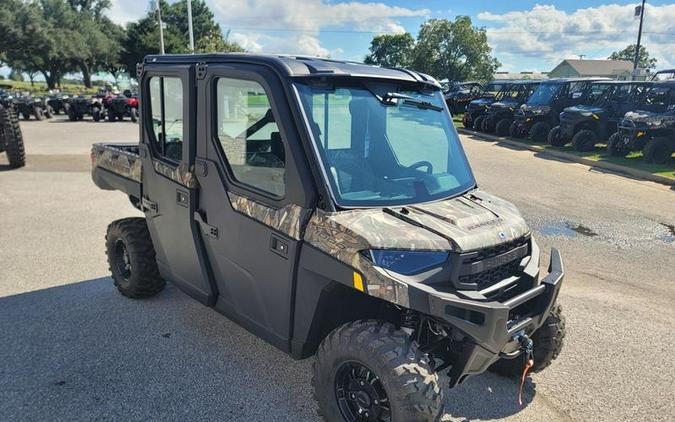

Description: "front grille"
451 236 530 291
459 260 521 290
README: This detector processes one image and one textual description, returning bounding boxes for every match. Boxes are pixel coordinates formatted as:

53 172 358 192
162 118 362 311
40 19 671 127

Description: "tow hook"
515 333 535 406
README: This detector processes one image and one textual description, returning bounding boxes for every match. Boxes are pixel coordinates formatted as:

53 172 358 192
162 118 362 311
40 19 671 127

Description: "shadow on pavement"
0 278 534 421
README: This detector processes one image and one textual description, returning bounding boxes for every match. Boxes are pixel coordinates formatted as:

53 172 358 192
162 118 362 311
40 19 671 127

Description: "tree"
609 44 657 70
411 17 500 81
121 0 243 77
8 69 24 82
364 33 414 68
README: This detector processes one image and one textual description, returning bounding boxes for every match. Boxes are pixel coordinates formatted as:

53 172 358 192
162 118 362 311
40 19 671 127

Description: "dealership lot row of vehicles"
0 89 139 123
449 77 675 164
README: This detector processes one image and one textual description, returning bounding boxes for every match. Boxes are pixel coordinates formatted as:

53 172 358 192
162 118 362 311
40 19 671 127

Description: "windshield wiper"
382 92 443 112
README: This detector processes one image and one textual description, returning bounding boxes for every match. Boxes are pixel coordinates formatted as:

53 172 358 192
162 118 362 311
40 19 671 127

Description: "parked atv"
106 94 138 122
47 94 70 115
444 82 483 115
68 96 90 121
0 104 26 168
91 53 566 422
15 95 51 120
550 81 651 151
479 80 540 135
461 81 511 130
511 78 609 142
610 81 675 164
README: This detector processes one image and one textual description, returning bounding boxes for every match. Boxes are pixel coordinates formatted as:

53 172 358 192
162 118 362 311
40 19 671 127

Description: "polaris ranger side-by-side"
444 81 483 115
551 81 651 151
461 81 511 129
511 78 609 142
610 80 675 164
92 54 566 422
479 81 540 136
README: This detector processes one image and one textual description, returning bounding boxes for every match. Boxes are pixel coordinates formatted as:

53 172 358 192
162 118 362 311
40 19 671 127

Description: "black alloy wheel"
335 361 391 422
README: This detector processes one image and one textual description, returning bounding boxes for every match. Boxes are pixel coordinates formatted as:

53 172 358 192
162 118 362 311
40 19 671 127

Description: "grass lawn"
457 120 675 181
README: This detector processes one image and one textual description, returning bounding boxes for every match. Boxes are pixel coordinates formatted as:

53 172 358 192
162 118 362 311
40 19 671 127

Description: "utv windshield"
637 86 674 112
527 83 561 106
295 81 475 207
481 83 506 99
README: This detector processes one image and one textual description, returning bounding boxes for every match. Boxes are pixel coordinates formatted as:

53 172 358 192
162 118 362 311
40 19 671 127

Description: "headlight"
366 250 448 276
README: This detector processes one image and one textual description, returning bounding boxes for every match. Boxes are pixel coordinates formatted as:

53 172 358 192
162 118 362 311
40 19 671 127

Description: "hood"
624 109 673 122
304 189 529 255
564 105 604 115
468 98 494 110
490 100 519 111
518 104 551 116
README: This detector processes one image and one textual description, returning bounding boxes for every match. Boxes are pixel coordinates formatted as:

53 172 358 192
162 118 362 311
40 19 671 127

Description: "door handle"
194 210 218 239
176 189 188 207
270 234 288 258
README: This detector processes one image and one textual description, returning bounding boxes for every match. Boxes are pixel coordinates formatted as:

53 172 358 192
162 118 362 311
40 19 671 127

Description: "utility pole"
187 0 195 53
633 0 646 80
155 1 165 55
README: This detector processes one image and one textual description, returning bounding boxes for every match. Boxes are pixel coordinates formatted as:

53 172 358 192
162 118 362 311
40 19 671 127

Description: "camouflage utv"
0 104 26 168
91 54 566 422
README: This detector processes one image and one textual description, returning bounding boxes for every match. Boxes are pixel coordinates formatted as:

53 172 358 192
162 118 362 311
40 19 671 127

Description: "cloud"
478 4 675 69
207 0 428 57
107 0 149 25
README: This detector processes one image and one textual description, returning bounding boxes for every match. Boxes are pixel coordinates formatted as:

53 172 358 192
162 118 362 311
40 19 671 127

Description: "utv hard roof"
143 53 440 86
539 77 611 84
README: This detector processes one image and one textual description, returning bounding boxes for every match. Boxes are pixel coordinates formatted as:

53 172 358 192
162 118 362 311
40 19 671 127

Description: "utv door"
194 65 313 351
139 65 215 304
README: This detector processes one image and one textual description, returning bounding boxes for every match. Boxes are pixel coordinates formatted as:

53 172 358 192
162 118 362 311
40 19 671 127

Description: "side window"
215 78 285 197
148 77 183 162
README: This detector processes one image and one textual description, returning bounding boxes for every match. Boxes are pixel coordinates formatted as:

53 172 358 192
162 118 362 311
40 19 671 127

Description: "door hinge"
136 62 144 79
196 63 207 80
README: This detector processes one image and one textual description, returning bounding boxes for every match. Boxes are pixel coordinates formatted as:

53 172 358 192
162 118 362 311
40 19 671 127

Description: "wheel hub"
114 240 132 280
335 361 390 421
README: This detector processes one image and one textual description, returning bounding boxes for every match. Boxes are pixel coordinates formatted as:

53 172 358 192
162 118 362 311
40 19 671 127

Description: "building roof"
556 59 634 76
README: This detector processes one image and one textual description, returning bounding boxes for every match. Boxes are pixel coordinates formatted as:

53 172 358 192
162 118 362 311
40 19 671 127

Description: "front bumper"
420 248 564 386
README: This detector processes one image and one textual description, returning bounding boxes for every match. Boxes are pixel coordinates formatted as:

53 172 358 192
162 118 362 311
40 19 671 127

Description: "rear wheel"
482 116 496 133
496 119 512 137
643 137 674 164
105 217 165 298
34 107 44 121
473 115 486 132
108 112 116 122
1 106 26 168
528 121 551 143
607 132 628 157
44 106 53 118
548 125 567 147
572 129 597 152
130 107 138 123
509 121 522 138
462 113 472 129
313 320 443 422
92 107 101 122
490 304 566 378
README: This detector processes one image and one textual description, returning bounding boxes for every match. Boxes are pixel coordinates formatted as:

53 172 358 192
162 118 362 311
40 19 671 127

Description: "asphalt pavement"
0 116 673 421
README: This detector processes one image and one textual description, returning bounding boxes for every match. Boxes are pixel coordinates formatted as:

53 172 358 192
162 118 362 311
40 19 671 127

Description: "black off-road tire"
473 115 486 132
1 106 26 168
572 129 597 152
34 107 44 121
68 109 77 121
606 132 627 157
108 112 116 122
23 113 31 120
44 106 53 119
489 304 566 378
92 107 101 122
548 125 567 147
482 116 496 133
496 118 511 137
313 320 443 422
509 121 521 138
528 121 551 143
462 114 472 129
643 137 674 164
105 217 164 299
130 107 138 123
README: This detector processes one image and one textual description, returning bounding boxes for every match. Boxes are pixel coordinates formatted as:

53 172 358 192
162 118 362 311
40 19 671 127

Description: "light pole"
633 0 646 80
187 0 195 53
156 1 165 55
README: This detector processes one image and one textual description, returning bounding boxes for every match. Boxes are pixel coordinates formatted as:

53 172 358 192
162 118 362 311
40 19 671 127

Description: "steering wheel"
407 160 433 174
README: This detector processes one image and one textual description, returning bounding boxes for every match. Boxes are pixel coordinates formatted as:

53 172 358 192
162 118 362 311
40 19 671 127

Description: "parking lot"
1 116 673 421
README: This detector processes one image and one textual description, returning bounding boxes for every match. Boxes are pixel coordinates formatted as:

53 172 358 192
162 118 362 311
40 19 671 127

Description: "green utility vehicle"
92 54 566 422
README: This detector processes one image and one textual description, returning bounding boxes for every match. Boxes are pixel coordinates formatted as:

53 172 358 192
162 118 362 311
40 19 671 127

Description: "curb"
457 128 675 187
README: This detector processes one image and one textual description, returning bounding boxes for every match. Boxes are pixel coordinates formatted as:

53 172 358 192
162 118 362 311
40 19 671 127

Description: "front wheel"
490 304 566 378
105 217 165 298
313 320 443 422
496 118 512 136
482 116 496 133
130 107 138 123
92 107 101 122
528 121 551 143
108 112 116 122
473 115 486 132
643 137 674 164
572 129 597 152
607 132 628 157
548 126 567 147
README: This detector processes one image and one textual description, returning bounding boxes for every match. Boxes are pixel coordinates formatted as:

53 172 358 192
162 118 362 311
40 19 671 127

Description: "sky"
3 1 675 79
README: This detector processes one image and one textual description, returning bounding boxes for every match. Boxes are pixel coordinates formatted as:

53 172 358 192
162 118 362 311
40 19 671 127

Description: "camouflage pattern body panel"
227 192 306 240
91 144 142 182
152 160 199 189
303 189 530 306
